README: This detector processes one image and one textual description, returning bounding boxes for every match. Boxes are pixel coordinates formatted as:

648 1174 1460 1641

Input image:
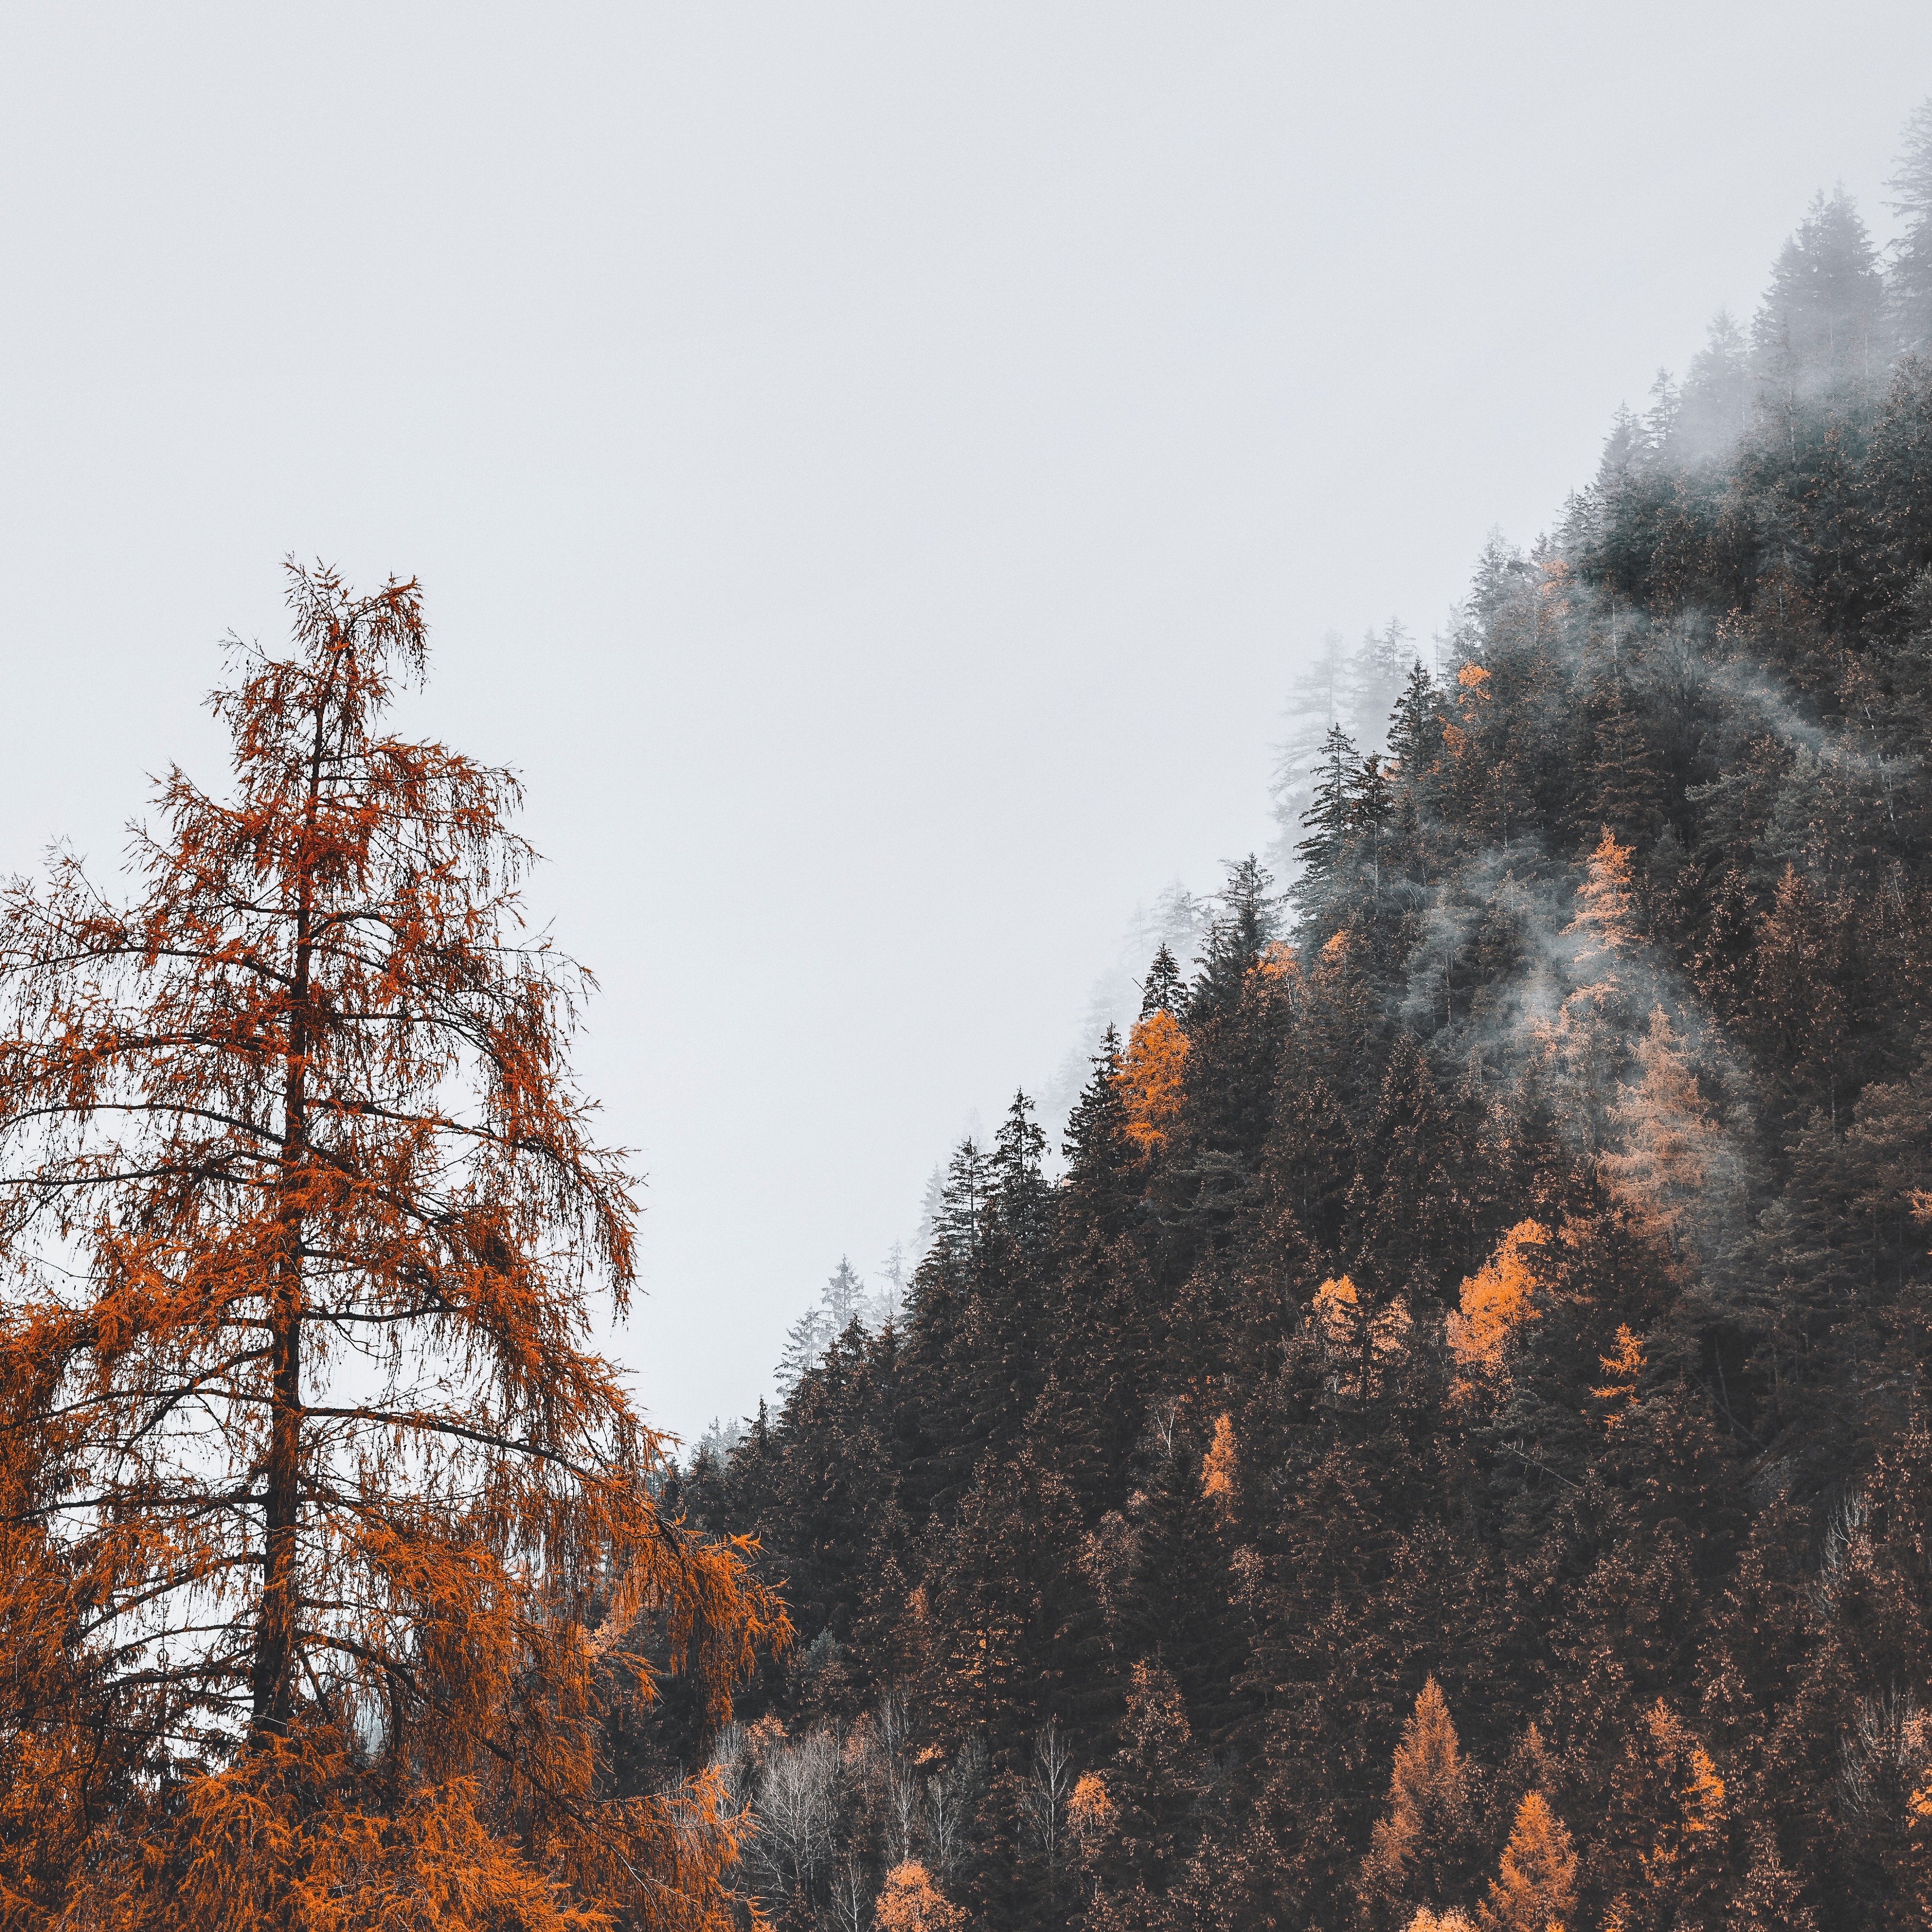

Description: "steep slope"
673 124 1932 1932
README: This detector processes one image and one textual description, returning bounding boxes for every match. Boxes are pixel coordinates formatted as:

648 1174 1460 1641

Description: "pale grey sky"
5 4 1929 1444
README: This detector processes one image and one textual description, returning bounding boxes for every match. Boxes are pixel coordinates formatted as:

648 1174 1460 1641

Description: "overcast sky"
5 5 1930 1445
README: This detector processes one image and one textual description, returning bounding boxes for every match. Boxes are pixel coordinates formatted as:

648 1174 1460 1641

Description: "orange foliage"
1445 1221 1550 1376
1365 1676 1470 1907
1115 1008 1189 1154
1618 1701 1729 1913
1589 1324 1646 1427
64 1740 750 1932
1314 1275 1412 1389
874 1861 966 1932
1253 937 1302 992
1314 1273 1361 1345
1477 1791 1577 1932
1200 1412 1238 1525
1569 826 1637 954
1602 1007 1719 1243
1069 1772 1115 1860
0 567 786 1929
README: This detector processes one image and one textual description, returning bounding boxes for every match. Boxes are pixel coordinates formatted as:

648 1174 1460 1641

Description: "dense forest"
6 96 1932 1932
665 105 1932 1930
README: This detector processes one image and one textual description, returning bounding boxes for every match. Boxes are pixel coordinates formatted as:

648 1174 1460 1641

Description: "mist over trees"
6 90 1932 1932
678 105 1932 1930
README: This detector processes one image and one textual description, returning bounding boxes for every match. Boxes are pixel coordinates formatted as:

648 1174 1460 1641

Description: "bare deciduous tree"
1021 1716 1075 1878
879 1689 923 1864
924 1738 986 1884
751 1726 842 1904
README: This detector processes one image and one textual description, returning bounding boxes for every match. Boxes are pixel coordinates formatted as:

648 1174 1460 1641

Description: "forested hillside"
670 106 1932 1931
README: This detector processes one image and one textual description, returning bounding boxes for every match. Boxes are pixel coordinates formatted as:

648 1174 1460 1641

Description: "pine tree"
1352 619 1413 750
1139 941 1187 1019
1598 402 1650 488
1258 1069 1358 1262
1271 630 1350 868
1445 1221 1550 1382
1117 1008 1190 1158
1294 724 1361 911
991 1090 1051 1249
1193 855 1279 1018
1352 1031 1461 1285
1571 824 1641 956
894 1147 995 1527
1690 864 1758 1017
1588 678 1664 849
1889 98 1932 354
1100 1659 1201 1896
1753 188 1890 399
1677 311 1751 459
776 1303 834 1399
1348 751 1396 908
1600 1701 1733 1929
1727 1822 1818 1931
1199 1412 1238 1527
1751 863 1851 1106
1030 1243 1159 1522
1387 660 1443 782
1601 1006 1723 1249
824 1254 868 1329
1061 1025 1138 1234
1112 1431 1246 1741
1178 858 1294 1163
935 1137 995 1263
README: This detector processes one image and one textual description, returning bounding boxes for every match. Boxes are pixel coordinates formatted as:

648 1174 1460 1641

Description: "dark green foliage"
1139 946 1186 1020
695 131 1932 1932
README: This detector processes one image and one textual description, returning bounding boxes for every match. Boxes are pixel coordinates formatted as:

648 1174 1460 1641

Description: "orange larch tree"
1362 1675 1475 1920
1198 1413 1238 1527
1445 1220 1550 1388
0 565 785 1930
1476 1791 1577 1932
1115 1009 1189 1156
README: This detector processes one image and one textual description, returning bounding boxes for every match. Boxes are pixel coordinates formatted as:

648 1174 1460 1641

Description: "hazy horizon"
5 3 1930 1445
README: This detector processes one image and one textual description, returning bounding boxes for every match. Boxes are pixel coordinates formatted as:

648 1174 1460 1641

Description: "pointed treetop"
1062 1025 1129 1173
1569 825 1639 955
1386 660 1440 773
823 1255 867 1331
936 1137 992 1260
1297 725 1359 881
1139 943 1186 1019
992 1090 1049 1242
1481 1791 1578 1932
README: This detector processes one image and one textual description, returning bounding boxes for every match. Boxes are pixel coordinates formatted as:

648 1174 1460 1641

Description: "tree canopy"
0 564 785 1930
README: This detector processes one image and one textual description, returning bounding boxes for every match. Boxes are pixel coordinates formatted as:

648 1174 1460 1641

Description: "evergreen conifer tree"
1294 723 1361 912
1890 98 1932 354
1387 659 1443 778
1139 942 1187 1019
1753 188 1889 398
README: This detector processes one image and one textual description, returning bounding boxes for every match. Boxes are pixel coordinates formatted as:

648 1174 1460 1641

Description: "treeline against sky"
666 105 1932 1931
